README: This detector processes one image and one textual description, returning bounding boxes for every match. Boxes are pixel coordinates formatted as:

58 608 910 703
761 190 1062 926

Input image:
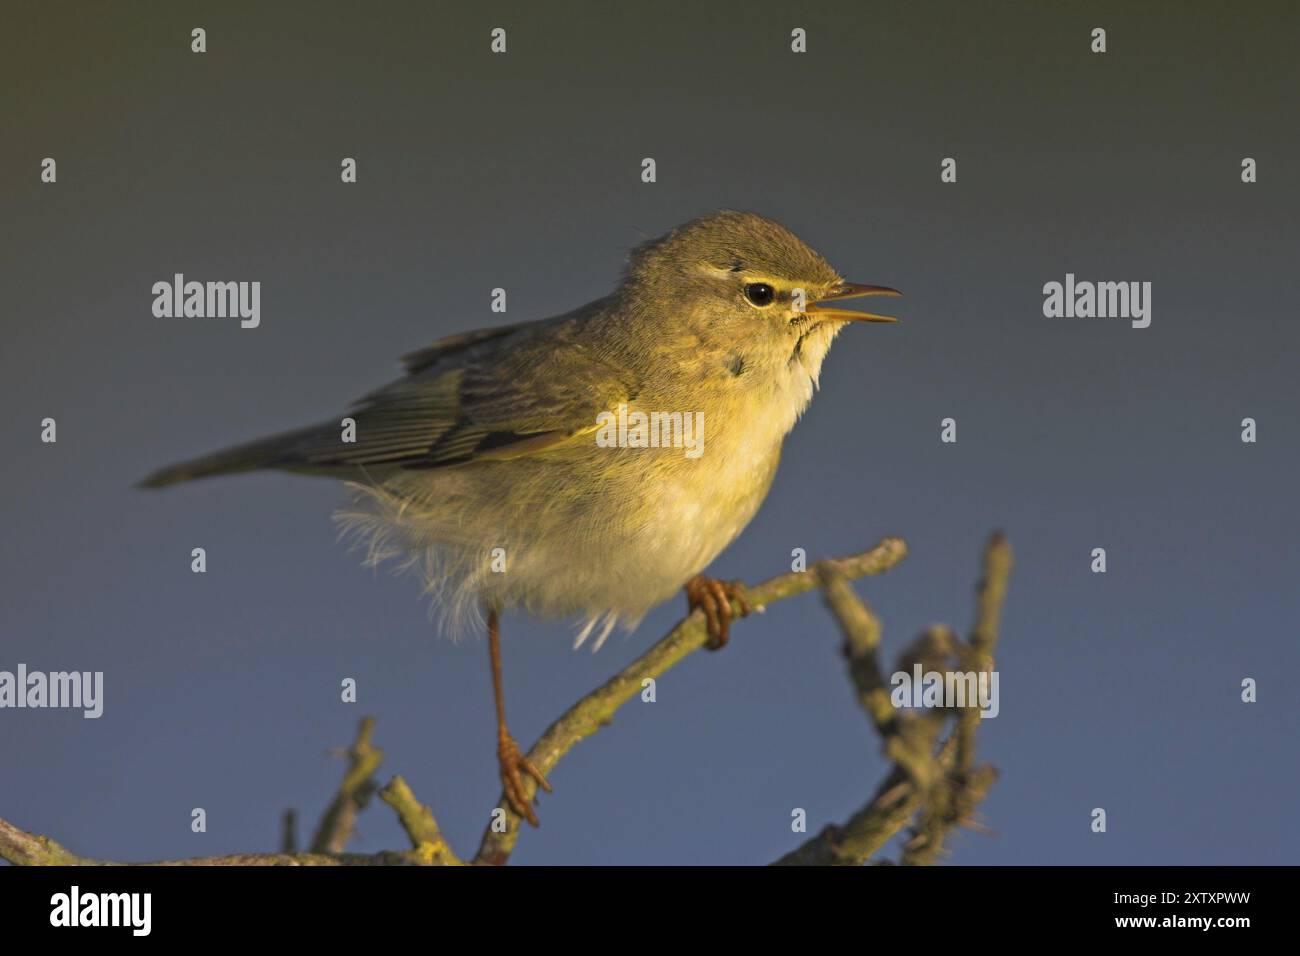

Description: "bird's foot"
685 575 752 650
497 730 552 827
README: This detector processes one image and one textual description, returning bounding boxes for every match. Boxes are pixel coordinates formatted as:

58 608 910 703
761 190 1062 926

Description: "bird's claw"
498 732 552 827
685 575 752 650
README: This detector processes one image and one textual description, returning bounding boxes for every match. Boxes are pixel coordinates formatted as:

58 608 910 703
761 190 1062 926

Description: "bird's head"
619 210 899 384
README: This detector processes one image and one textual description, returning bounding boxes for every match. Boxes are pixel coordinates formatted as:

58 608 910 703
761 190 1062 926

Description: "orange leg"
684 575 752 650
488 610 552 826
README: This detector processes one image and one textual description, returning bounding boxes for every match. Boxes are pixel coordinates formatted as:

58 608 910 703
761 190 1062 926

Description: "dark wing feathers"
398 322 524 375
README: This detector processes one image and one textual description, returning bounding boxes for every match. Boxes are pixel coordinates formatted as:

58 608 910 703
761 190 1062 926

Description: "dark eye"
743 282 776 307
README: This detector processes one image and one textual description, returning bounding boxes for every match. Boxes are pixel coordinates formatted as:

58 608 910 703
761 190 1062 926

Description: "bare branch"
0 815 416 866
473 537 909 865
772 722 945 866
1 533 1013 868
309 716 384 854
957 531 1013 772
778 532 1013 866
816 568 934 783
901 532 1012 864
0 817 88 866
378 775 462 865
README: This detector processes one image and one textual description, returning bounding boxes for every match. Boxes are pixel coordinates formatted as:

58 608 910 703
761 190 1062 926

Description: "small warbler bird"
141 211 900 825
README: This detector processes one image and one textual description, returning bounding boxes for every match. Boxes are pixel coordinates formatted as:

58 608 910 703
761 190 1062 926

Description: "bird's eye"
743 282 776 307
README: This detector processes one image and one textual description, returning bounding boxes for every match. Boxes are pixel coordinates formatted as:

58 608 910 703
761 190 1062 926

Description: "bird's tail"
138 426 322 488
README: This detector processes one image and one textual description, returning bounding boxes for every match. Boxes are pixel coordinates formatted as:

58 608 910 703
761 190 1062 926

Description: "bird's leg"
684 575 752 651
487 609 552 827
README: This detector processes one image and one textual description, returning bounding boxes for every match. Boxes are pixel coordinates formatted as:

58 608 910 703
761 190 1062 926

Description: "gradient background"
3 0 1297 865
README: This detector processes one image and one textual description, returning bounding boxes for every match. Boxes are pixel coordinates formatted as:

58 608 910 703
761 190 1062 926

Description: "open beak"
805 282 901 323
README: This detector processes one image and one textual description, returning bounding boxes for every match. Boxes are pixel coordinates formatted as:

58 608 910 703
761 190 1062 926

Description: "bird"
140 210 900 826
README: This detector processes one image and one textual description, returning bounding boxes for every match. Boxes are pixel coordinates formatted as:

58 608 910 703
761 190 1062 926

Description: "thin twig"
778 532 1012 866
379 775 462 865
281 809 298 854
309 716 384 854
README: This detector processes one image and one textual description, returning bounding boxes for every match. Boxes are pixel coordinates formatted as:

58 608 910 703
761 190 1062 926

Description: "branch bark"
0 816 415 865
379 776 462 865
309 715 383 854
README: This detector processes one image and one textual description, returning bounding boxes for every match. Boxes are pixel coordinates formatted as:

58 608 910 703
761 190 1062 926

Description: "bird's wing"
140 306 637 487
398 321 527 376
290 310 638 471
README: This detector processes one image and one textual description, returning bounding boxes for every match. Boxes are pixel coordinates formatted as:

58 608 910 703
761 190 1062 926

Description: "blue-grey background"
2 0 1297 864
